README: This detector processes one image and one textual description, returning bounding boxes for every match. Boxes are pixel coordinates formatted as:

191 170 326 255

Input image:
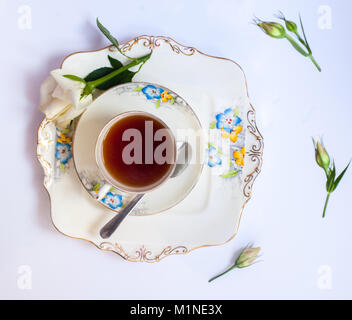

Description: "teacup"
96 111 177 194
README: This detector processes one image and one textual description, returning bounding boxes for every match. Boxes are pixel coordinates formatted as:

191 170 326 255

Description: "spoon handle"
100 193 145 239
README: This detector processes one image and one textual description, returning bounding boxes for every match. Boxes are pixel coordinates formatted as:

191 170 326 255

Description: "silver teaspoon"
99 142 191 239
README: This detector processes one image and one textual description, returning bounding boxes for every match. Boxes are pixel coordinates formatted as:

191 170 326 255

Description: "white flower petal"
38 68 93 125
55 105 85 127
50 69 92 110
52 84 70 102
39 97 71 120
39 76 57 108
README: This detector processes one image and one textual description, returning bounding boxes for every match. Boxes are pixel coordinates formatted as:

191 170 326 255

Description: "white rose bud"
235 247 261 268
38 69 92 125
209 245 261 282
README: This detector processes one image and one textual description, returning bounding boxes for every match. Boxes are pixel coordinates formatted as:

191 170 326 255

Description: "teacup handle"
96 183 113 201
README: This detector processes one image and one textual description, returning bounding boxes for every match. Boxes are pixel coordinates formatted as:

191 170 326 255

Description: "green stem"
309 54 321 72
118 49 136 61
78 52 151 99
294 31 309 51
285 34 309 57
285 34 321 72
208 265 237 283
88 53 151 88
322 192 331 218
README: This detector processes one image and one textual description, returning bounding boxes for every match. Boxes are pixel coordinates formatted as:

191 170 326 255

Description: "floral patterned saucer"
37 36 263 262
73 82 205 215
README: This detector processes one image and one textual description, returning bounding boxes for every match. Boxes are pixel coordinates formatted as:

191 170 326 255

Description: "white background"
1 0 351 299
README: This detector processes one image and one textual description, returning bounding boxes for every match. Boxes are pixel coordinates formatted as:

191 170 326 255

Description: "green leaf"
228 158 233 167
299 14 311 53
61 128 72 133
331 161 350 192
326 162 336 192
96 18 134 60
170 97 175 105
299 14 321 71
84 67 114 82
312 137 316 148
97 18 120 51
108 55 123 69
86 52 151 90
134 86 143 92
93 183 100 191
155 99 161 108
84 67 136 90
80 82 95 99
108 186 116 192
220 170 238 178
59 163 66 172
63 74 86 83
98 70 136 90
233 107 239 116
209 121 216 129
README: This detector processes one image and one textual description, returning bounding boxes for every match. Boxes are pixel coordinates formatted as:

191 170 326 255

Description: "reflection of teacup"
96 111 177 194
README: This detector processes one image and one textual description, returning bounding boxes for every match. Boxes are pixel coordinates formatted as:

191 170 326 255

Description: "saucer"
73 82 205 215
37 36 263 262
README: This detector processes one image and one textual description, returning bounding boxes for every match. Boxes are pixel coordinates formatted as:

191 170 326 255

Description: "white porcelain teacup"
95 111 177 194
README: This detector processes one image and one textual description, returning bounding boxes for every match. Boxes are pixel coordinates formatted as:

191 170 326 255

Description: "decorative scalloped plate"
37 36 263 262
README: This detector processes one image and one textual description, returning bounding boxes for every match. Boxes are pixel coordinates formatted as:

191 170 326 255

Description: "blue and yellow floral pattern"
101 192 123 210
208 107 246 178
142 85 163 100
206 145 222 167
216 108 241 133
136 84 175 108
233 147 245 167
214 108 243 143
83 180 124 211
55 132 72 171
55 142 72 164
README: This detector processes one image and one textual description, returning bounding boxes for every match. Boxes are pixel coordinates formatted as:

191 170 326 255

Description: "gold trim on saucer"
37 35 264 263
